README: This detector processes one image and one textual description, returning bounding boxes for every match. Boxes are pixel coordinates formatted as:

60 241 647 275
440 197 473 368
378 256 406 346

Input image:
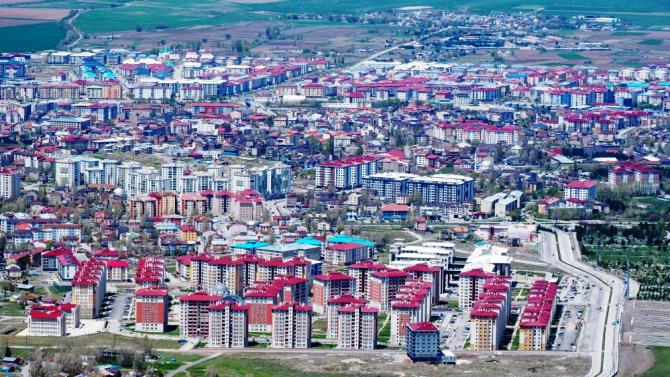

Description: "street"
540 228 624 377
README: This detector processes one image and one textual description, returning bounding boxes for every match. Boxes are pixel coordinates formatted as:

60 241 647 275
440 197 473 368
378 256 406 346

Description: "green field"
558 52 589 60
639 39 663 46
638 346 670 377
0 0 669 51
0 301 25 317
0 22 66 52
152 353 203 373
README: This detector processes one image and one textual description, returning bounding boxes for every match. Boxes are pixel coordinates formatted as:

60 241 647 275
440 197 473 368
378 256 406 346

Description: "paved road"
541 228 624 377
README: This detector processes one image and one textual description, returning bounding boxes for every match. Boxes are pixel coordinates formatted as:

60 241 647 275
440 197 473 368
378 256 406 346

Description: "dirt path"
166 351 222 377
618 344 654 376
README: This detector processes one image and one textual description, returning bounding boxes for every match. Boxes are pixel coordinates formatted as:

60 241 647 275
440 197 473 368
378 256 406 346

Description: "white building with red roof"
564 180 598 201
458 268 494 310
336 304 378 350
71 259 107 319
368 269 411 311
179 291 222 338
390 279 432 346
347 260 386 298
326 294 367 339
208 300 249 348
315 155 381 190
324 242 370 266
106 259 129 282
28 304 66 336
271 302 312 349
311 271 356 314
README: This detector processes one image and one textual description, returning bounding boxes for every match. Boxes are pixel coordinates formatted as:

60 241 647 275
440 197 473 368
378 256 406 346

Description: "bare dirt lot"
235 352 591 377
619 344 654 377
0 7 70 20
0 18 45 27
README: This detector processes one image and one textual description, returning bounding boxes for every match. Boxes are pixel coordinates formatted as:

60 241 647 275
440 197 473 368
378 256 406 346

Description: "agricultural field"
1 0 670 52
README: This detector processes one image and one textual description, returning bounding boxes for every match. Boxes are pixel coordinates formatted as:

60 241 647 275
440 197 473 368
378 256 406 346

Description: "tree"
0 339 9 358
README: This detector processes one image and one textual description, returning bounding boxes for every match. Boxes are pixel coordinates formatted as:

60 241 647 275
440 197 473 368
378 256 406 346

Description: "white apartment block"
271 302 312 349
0 169 20 199
336 304 378 350
208 301 249 348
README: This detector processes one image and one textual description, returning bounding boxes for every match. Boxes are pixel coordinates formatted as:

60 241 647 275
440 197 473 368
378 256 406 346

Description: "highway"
540 228 624 377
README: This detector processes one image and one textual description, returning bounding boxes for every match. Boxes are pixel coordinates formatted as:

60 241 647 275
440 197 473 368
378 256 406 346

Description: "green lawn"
511 331 520 350
0 302 25 317
377 321 391 343
186 355 347 377
638 346 670 376
312 319 327 333
152 353 203 373
0 22 66 52
639 39 663 46
558 52 589 60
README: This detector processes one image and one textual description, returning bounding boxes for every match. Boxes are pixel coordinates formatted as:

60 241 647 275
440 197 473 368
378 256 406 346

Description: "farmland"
0 0 670 52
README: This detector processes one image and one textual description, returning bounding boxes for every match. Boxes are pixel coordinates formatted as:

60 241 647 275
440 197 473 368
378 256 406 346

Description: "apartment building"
28 305 66 336
362 172 475 205
326 294 367 339
135 287 169 333
406 322 441 362
244 281 282 332
324 242 371 266
208 300 249 348
71 259 107 319
348 260 386 298
608 161 659 194
136 257 165 288
271 302 312 349
518 280 558 351
315 155 380 190
564 180 598 201
336 304 378 350
179 291 222 338
390 279 432 346
311 271 356 314
106 259 130 282
368 269 411 312
458 268 495 310
0 168 20 199
403 263 442 305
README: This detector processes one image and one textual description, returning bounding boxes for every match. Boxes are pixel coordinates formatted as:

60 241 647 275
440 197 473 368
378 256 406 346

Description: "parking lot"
552 276 592 351
623 300 670 346
437 309 469 350
100 292 134 321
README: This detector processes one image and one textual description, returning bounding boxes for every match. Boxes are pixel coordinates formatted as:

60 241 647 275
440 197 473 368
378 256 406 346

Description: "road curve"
540 228 623 377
